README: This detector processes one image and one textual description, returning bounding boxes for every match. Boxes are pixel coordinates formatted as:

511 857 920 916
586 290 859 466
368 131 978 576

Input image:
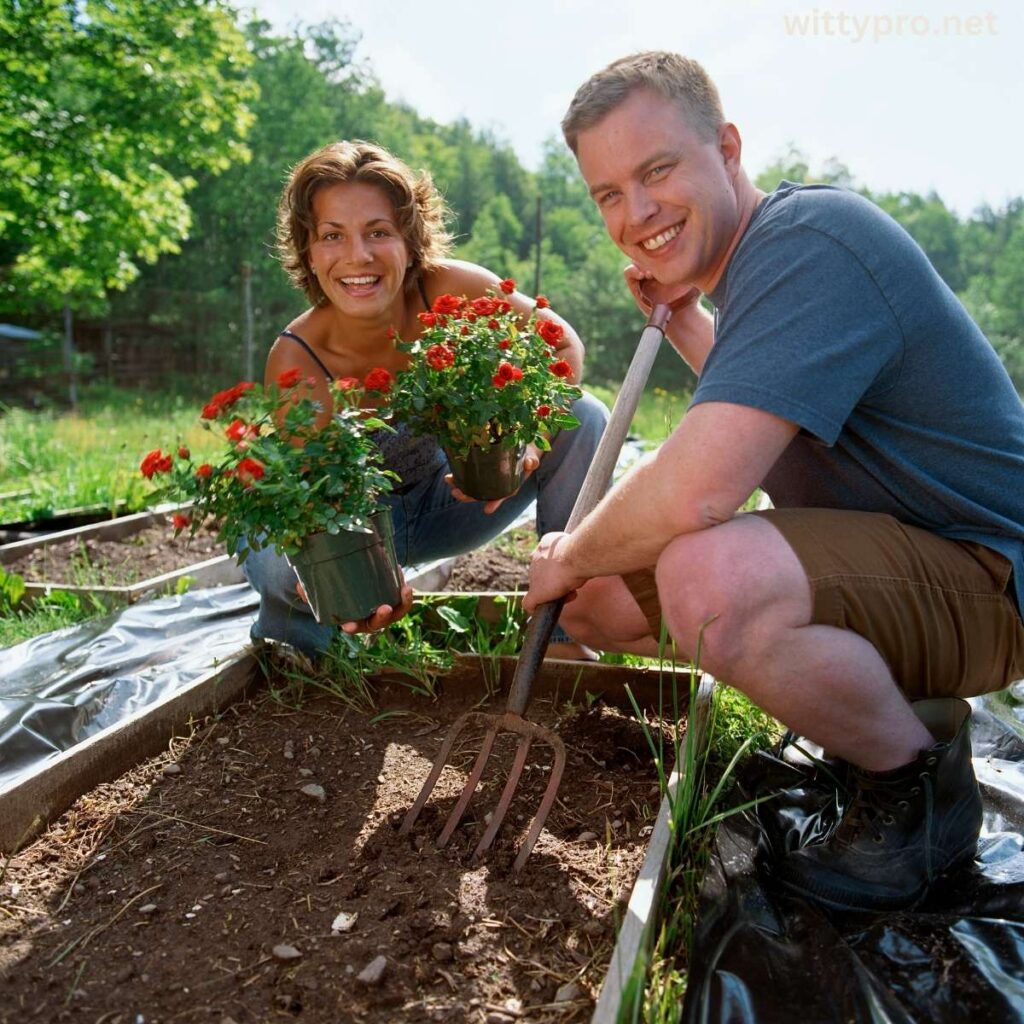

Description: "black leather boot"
771 698 982 911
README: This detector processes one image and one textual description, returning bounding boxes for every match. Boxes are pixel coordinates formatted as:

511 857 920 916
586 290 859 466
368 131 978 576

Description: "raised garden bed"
0 652 701 1022
0 508 244 608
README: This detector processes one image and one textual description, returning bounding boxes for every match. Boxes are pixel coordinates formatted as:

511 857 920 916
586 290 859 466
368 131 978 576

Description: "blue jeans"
242 392 610 655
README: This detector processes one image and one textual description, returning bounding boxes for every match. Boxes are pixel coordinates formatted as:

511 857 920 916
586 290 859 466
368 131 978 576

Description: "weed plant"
611 628 780 1021
0 568 114 648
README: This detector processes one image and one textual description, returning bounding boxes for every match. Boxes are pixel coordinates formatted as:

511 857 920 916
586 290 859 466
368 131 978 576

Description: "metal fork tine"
400 710 476 836
473 733 532 860
436 721 499 847
513 733 567 873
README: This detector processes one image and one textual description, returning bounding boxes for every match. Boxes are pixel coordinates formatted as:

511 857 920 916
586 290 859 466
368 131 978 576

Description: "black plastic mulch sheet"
0 584 257 792
684 683 1024 1023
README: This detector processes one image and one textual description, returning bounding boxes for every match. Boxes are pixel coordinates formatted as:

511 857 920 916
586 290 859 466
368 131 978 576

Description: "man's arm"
524 401 798 607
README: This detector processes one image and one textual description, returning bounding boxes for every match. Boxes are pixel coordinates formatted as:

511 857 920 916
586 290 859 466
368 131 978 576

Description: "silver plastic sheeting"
0 584 258 792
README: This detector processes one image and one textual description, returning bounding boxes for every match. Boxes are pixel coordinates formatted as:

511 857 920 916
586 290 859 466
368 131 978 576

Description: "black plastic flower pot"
444 443 526 501
286 509 402 625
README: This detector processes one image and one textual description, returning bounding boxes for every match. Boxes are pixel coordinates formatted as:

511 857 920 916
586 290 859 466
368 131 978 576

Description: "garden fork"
401 304 672 872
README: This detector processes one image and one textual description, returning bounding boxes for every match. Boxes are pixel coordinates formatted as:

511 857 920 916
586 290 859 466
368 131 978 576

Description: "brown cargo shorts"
621 508 1024 701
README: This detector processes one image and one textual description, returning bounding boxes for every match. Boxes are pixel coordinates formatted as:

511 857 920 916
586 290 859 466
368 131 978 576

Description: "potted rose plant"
383 280 582 500
139 372 402 625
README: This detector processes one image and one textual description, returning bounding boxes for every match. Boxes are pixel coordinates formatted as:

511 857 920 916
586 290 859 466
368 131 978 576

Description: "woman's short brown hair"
562 51 724 154
277 140 453 305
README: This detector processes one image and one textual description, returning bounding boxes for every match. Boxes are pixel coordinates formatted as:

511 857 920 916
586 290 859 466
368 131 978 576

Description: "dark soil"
0 665 666 1023
444 527 533 593
444 549 529 593
5 521 533 594
3 520 225 588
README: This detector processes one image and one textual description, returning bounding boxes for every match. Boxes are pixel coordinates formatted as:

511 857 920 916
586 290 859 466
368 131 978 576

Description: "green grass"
0 384 223 523
0 586 118 648
589 383 691 448
639 680 780 1020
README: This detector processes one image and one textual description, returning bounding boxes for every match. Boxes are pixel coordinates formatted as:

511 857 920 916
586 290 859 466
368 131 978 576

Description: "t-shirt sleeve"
693 223 904 445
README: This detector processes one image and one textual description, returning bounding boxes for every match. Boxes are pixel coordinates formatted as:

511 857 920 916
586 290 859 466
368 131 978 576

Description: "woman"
243 140 608 658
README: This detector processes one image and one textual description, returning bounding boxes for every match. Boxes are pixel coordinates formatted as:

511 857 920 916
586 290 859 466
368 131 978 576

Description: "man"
523 51 1024 911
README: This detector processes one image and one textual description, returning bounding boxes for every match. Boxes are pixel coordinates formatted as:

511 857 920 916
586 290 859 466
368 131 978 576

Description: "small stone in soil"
284 740 294 760
299 767 314 777
431 942 454 962
161 763 182 776
300 783 326 803
578 831 598 842
555 981 584 1003
216 737 230 746
331 911 358 934
272 944 302 961
357 955 388 986
138 904 158 915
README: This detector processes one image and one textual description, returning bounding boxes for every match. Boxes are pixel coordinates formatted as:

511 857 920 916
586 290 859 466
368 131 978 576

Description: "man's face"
576 88 742 295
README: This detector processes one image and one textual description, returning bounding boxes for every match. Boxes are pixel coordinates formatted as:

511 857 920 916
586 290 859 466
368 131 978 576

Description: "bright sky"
247 0 1022 218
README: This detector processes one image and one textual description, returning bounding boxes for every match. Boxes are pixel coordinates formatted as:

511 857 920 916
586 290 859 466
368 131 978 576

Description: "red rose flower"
497 300 512 314
225 418 249 443
196 463 213 478
488 318 500 330
537 319 564 347
465 312 477 323
425 344 456 370
491 361 524 388
140 449 173 479
418 311 437 327
536 404 552 417
498 339 510 350
177 446 190 459
276 367 303 389
499 278 516 294
201 381 255 419
432 294 462 315
548 359 572 378
364 367 394 393
236 457 265 485
470 296 498 316
337 377 360 391
460 326 469 336
535 295 550 309
172 512 191 531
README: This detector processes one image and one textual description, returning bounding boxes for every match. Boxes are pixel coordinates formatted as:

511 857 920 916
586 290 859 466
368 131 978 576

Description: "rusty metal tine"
436 723 499 848
399 710 476 836
513 732 567 873
473 733 533 860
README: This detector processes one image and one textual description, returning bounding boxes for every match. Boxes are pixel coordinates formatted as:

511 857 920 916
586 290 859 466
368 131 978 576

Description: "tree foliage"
2 17 1021 394
0 0 256 308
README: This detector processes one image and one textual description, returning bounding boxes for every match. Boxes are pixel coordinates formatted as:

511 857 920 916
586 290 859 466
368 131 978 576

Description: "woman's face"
307 181 411 318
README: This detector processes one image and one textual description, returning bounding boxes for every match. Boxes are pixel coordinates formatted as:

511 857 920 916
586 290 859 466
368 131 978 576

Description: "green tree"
0 0 256 310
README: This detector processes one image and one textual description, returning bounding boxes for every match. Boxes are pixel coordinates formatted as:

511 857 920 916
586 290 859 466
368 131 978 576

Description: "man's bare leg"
563 515 933 771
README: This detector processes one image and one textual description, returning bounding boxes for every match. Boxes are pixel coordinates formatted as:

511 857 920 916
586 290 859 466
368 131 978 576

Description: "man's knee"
654 517 812 675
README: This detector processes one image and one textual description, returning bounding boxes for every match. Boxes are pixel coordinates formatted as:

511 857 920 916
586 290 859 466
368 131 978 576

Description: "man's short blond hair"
277 140 452 306
562 51 724 154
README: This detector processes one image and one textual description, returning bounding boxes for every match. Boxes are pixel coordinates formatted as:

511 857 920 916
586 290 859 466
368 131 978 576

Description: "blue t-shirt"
694 181 1024 612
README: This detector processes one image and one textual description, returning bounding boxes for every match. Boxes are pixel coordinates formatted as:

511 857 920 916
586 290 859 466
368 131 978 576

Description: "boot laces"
834 768 934 850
